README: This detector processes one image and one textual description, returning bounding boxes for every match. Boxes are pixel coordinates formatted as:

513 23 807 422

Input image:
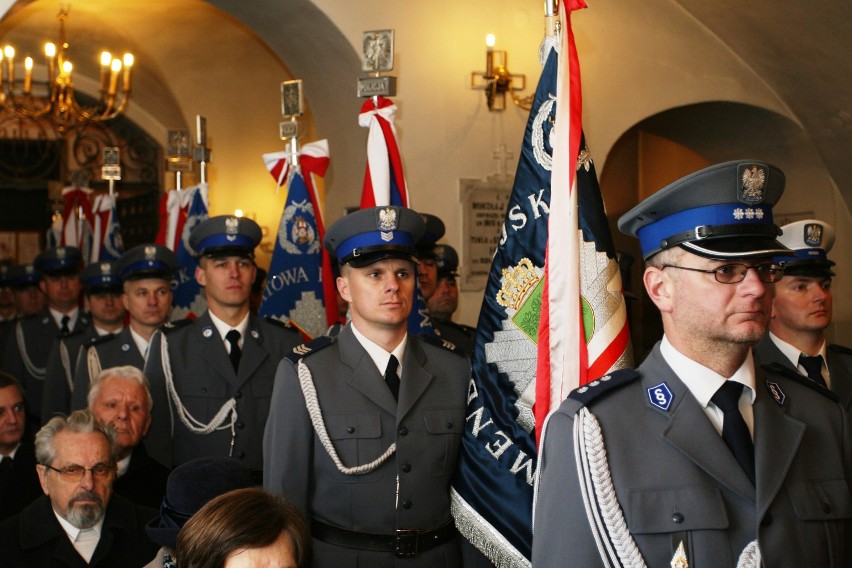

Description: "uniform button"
761 514 773 527
238 451 246 459
402 463 411 473
398 426 408 436
402 500 412 509
236 421 245 429
821 502 832 514
671 512 684 524
446 422 453 429
234 390 243 399
347 426 355 434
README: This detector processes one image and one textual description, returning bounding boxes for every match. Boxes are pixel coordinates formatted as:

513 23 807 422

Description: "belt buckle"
394 529 418 558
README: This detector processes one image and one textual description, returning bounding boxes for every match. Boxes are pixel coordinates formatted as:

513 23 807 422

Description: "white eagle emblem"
378 207 397 231
225 217 240 242
739 165 766 204
144 245 157 261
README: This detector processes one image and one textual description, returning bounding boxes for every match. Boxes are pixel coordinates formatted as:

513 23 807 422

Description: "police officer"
42 260 125 419
533 161 852 567
2 247 88 424
264 206 469 566
7 264 46 318
145 216 301 477
416 213 445 301
0 265 15 322
70 244 178 411
753 219 852 410
428 244 475 355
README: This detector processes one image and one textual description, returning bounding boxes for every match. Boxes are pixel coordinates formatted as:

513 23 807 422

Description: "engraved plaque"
460 177 512 291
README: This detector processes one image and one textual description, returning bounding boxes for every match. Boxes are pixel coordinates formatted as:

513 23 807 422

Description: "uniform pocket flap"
423 408 464 434
326 412 382 440
788 479 852 520
628 485 729 534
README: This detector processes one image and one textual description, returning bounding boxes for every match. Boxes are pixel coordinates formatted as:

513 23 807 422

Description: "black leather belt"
311 518 457 558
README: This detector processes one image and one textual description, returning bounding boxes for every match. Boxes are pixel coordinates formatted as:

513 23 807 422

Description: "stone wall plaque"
459 176 512 291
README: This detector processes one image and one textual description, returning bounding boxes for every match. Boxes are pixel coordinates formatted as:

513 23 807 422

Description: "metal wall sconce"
471 34 528 111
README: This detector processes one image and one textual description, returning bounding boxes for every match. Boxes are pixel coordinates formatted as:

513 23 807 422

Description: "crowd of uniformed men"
0 159 850 567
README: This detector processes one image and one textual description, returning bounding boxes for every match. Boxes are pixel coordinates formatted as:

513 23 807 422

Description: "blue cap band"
121 260 174 280
637 203 773 257
337 231 415 262
195 233 256 254
773 248 828 265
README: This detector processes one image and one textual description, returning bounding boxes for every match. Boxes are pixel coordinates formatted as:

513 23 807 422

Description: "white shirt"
208 311 249 354
50 307 79 330
129 327 151 360
660 336 755 439
53 510 104 563
768 332 830 388
350 322 407 381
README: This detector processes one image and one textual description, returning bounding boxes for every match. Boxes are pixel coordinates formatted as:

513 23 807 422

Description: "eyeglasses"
44 463 116 482
662 263 784 284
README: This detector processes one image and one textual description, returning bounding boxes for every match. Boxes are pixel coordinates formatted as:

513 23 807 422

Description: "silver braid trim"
451 488 531 568
87 347 103 391
736 540 761 568
296 359 395 475
59 341 73 390
574 407 646 568
160 335 237 451
16 322 45 379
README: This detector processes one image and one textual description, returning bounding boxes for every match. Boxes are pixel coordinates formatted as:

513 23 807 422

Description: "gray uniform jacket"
41 326 102 419
70 327 146 411
144 311 301 473
753 334 852 411
532 343 852 568
263 324 470 567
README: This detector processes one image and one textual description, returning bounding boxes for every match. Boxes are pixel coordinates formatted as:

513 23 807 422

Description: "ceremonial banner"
452 2 631 565
90 193 124 262
170 183 209 319
260 140 338 337
59 185 94 260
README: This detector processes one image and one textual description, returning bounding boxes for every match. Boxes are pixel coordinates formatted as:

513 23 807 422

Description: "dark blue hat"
618 160 790 260
34 246 83 276
434 244 459 277
117 244 179 282
145 457 253 548
324 206 426 268
416 213 446 259
80 261 123 293
8 264 41 288
189 215 262 259
774 219 835 277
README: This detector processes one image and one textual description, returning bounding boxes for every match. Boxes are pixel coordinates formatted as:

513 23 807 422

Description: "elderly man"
533 161 852 567
70 244 178 411
753 219 852 410
88 366 169 509
42 260 126 420
0 409 158 566
2 247 88 425
0 372 42 520
145 216 302 477
264 206 469 566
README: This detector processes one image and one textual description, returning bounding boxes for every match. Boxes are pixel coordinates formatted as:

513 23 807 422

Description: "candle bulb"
485 34 495 78
24 56 33 94
4 46 15 87
45 43 56 85
107 58 121 96
100 51 112 92
122 53 133 92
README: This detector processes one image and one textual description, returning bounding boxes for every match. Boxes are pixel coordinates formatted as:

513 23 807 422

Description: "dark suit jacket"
432 319 476 356
1 312 89 425
71 327 146 411
753 334 852 411
0 493 158 567
42 326 103 420
145 312 302 471
264 324 470 567
0 437 43 521
113 444 170 510
533 343 852 567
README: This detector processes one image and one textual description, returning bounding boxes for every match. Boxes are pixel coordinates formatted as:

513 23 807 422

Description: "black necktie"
798 354 827 387
226 329 242 373
0 455 13 483
384 355 400 401
711 381 755 485
60 315 71 335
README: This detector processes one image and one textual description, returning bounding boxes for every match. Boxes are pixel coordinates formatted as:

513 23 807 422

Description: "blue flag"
171 184 209 319
451 46 559 566
259 172 327 339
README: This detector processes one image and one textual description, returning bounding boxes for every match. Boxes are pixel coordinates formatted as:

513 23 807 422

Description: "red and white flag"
358 96 409 208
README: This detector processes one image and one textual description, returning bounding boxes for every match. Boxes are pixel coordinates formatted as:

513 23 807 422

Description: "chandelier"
0 5 134 133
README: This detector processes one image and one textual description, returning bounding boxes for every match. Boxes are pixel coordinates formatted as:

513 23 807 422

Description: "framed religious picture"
281 80 304 117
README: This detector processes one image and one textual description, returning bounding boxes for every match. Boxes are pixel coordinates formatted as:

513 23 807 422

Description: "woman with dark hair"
176 487 310 568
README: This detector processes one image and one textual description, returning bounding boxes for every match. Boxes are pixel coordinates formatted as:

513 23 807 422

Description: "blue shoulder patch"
760 361 839 402
285 335 334 364
418 332 466 357
567 369 641 407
